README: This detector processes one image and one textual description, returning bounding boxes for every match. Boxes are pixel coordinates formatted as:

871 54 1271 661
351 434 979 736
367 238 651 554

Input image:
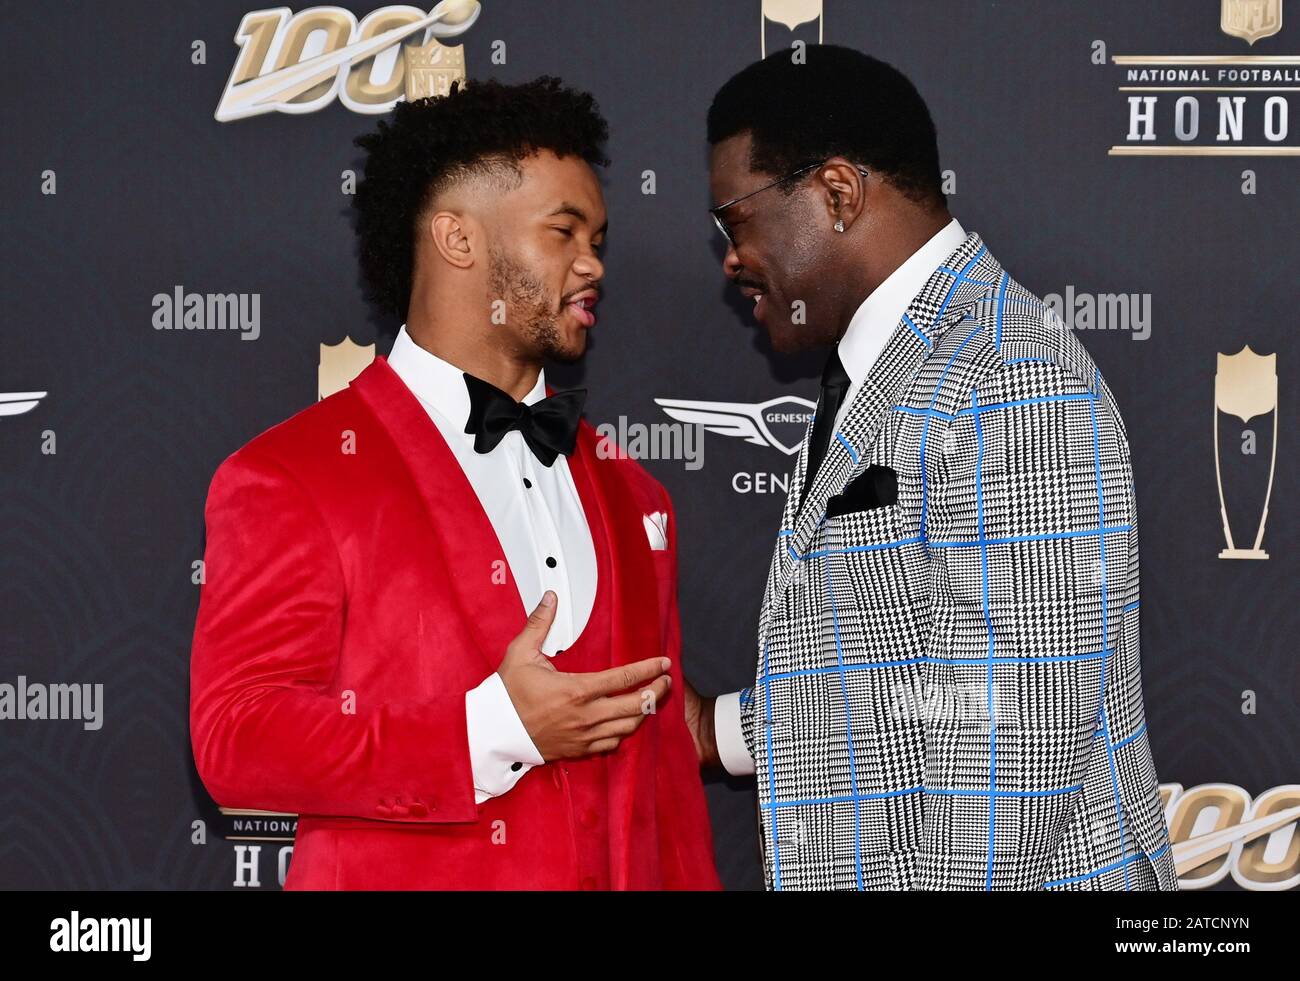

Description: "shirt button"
523 477 532 488
579 809 598 829
580 876 598 891
510 762 523 772
545 556 557 568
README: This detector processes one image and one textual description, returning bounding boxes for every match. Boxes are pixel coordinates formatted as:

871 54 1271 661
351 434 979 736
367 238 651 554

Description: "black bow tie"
462 373 586 467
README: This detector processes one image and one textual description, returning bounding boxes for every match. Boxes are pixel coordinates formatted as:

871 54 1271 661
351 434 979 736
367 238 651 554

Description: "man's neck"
404 312 541 402
831 209 952 343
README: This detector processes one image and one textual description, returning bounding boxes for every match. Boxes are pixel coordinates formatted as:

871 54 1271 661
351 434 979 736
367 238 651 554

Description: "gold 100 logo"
1166 783 1299 890
215 1 483 122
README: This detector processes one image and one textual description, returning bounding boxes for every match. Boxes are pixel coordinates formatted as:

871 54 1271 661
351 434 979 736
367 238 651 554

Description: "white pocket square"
642 510 669 550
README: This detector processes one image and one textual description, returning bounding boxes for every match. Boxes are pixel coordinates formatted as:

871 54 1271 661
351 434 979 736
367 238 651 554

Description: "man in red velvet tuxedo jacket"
189 78 721 890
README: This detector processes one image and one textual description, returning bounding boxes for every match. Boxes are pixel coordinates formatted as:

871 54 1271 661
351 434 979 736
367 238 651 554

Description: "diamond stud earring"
834 219 845 233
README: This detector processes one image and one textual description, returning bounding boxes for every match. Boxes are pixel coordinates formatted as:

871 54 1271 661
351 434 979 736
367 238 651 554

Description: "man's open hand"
496 590 673 760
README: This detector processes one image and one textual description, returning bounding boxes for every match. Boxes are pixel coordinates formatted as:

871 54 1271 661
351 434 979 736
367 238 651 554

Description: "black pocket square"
826 464 898 518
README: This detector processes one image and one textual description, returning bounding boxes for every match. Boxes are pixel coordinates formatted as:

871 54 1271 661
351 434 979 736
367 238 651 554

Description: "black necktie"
799 347 851 509
462 372 586 467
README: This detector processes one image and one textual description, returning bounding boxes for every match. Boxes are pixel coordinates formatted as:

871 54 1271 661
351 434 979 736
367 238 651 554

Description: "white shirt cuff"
714 689 755 776
465 672 546 804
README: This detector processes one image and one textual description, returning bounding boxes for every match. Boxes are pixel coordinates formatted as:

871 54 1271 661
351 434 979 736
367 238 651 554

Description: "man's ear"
428 211 476 269
818 157 868 231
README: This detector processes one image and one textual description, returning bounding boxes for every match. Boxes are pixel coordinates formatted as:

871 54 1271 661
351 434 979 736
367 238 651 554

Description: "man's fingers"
579 656 672 698
589 673 672 723
514 590 558 650
585 716 643 742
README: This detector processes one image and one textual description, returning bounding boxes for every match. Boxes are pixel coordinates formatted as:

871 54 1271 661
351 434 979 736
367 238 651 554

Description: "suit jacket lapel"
768 232 1004 609
564 418 661 889
350 355 522 677
561 410 662 681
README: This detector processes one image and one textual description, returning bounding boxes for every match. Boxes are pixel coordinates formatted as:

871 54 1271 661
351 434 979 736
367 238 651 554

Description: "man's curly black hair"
707 45 945 208
352 76 609 321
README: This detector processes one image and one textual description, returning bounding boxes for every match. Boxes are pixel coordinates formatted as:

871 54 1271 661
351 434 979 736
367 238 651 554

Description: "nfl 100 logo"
215 1 482 121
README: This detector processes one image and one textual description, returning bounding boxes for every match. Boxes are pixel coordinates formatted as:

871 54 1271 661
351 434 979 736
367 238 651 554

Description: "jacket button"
579 809 598 830
580 876 598 890
408 801 428 817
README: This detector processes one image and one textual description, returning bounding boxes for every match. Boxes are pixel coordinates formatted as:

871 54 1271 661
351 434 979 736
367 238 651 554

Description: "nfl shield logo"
1215 345 1277 423
1222 0 1284 44
319 337 375 401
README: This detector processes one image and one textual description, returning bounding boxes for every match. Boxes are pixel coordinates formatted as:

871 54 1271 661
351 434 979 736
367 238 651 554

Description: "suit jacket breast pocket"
822 503 920 624
829 502 905 548
650 548 675 584
648 549 676 648
649 547 677 599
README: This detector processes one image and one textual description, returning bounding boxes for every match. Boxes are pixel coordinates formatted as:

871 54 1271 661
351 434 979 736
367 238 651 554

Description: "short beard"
487 245 579 362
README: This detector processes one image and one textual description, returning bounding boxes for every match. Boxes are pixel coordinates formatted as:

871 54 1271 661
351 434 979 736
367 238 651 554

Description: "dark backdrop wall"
1 0 1295 891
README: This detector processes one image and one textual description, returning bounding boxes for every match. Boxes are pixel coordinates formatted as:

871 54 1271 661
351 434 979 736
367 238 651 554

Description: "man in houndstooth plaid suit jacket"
684 46 1177 890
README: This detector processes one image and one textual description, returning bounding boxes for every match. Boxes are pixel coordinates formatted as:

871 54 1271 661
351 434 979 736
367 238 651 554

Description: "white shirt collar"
385 323 547 431
837 217 967 389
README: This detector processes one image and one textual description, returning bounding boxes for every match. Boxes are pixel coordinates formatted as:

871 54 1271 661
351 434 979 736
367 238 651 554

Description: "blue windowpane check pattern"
740 233 1178 891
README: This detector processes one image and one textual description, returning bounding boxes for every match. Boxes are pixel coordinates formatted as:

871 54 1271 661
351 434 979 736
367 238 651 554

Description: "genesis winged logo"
655 396 815 456
215 0 481 122
0 392 45 417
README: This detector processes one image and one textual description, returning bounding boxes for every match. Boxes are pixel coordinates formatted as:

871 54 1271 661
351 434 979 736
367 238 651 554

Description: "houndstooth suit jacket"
737 231 1178 890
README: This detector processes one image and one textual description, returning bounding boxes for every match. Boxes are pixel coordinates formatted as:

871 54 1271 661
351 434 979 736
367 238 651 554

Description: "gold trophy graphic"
403 36 467 101
1214 345 1278 559
319 338 376 401
1221 0 1284 45
761 0 824 57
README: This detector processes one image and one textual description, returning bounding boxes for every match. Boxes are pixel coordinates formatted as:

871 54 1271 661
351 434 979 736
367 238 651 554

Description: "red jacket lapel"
349 355 523 677
565 419 663 888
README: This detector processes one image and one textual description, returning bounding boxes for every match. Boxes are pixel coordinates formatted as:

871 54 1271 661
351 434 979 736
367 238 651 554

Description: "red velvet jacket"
189 355 721 890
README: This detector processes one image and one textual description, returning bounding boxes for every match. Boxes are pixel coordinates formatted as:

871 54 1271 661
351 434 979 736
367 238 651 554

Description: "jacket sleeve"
190 447 478 824
917 358 1126 888
738 685 759 766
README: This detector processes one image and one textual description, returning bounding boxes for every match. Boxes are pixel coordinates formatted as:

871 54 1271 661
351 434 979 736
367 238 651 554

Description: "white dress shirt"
714 217 968 776
385 324 598 802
